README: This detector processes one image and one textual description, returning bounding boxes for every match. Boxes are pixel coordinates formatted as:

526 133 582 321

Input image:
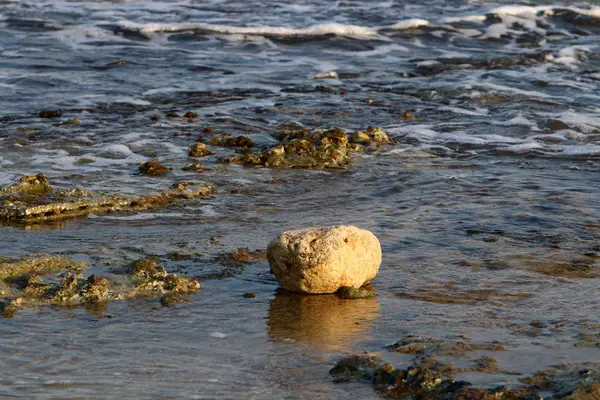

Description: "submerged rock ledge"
0 173 213 223
0 255 200 316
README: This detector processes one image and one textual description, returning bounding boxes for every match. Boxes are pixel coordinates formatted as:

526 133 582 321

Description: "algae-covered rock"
139 161 170 176
0 173 52 195
387 335 507 357
128 257 200 298
267 225 381 294
39 110 62 118
188 142 215 157
330 355 386 383
222 128 356 169
0 297 24 315
182 163 204 172
351 126 390 145
209 135 254 148
80 275 110 302
183 111 198 119
0 174 213 223
130 258 167 280
0 254 200 316
160 294 191 307
351 130 371 144
336 285 376 299
0 254 84 280
163 274 200 293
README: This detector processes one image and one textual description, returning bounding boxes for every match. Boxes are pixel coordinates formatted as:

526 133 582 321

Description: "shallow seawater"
1 0 600 398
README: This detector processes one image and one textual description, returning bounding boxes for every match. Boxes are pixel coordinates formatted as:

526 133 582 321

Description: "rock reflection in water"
267 290 380 353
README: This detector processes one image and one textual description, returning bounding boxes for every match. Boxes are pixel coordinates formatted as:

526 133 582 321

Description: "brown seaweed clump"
138 161 170 176
0 174 213 223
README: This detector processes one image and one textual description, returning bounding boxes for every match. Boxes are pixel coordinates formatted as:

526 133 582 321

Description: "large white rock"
267 225 381 294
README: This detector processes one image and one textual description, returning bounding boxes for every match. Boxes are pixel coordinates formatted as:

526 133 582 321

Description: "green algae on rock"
0 175 213 223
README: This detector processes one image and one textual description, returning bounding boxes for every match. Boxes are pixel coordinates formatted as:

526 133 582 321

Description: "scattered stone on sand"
138 161 170 176
267 225 381 294
188 142 215 157
0 174 213 223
